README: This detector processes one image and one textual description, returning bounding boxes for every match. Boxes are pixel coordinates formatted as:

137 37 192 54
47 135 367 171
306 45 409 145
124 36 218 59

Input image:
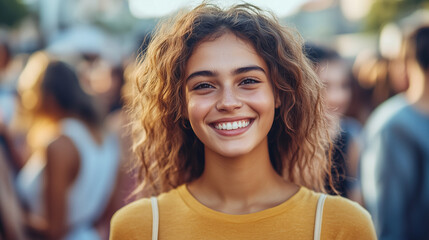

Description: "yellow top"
110 185 376 240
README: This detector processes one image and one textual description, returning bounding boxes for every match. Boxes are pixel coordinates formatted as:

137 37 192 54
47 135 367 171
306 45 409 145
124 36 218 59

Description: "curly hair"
129 3 334 196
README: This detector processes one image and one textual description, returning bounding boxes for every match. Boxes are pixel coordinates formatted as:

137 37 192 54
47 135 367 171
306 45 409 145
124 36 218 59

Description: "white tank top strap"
151 196 159 240
314 193 327 240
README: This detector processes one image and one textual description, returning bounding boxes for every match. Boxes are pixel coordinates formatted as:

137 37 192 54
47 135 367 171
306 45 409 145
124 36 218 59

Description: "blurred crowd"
0 33 145 239
1 2 429 240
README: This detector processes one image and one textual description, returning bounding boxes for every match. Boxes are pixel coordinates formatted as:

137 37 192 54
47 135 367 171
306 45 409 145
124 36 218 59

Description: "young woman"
15 52 121 240
110 3 376 239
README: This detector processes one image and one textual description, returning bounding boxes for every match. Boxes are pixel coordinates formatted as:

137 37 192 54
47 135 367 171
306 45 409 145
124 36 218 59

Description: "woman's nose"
215 87 242 112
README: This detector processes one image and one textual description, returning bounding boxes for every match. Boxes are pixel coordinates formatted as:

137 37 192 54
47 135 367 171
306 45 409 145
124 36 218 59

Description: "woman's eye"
240 78 259 85
193 83 214 90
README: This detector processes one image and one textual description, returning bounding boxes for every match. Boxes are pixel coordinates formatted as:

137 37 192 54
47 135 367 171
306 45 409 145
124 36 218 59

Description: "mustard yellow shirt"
110 185 376 239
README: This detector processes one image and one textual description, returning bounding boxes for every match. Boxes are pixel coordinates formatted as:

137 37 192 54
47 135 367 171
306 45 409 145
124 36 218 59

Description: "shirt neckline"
176 184 307 223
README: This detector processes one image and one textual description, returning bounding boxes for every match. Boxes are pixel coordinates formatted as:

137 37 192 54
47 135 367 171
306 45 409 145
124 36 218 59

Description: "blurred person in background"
0 39 26 176
77 56 122 118
0 125 27 240
0 39 28 240
361 25 429 239
1 39 35 173
104 61 141 203
359 44 410 221
103 34 155 204
352 52 409 123
0 40 16 126
305 43 363 204
76 53 140 230
14 51 121 240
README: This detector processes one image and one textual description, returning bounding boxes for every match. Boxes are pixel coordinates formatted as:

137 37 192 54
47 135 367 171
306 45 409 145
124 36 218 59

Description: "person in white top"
15 52 120 240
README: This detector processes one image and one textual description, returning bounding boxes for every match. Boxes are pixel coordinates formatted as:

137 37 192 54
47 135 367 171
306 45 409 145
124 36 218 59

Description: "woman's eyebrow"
233 65 266 75
186 70 216 82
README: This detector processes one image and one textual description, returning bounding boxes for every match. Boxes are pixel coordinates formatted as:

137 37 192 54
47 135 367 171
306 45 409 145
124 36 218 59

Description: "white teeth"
214 120 250 130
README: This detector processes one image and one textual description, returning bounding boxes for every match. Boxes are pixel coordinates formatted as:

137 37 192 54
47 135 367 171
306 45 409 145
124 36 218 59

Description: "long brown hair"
16 52 102 152
129 3 333 196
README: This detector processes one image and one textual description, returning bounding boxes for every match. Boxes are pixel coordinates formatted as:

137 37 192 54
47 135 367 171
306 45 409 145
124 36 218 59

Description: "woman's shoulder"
111 187 178 224
322 194 377 239
110 197 154 240
110 187 181 239
324 194 372 221
111 197 152 223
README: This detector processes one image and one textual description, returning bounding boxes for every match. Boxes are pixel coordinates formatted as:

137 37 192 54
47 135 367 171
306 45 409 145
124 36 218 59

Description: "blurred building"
283 0 376 58
4 0 156 63
1 0 427 65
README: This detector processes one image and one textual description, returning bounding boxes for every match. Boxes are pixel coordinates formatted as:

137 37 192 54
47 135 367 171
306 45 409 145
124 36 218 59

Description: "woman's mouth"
213 119 251 130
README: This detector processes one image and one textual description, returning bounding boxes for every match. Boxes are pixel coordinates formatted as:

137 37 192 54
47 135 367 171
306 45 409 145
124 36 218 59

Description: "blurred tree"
366 0 429 31
0 0 28 27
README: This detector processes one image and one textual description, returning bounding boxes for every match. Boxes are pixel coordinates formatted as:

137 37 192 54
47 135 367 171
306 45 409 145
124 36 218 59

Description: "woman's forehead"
185 33 266 74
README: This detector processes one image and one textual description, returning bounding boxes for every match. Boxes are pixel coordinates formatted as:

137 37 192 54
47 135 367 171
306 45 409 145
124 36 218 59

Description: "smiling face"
185 32 278 158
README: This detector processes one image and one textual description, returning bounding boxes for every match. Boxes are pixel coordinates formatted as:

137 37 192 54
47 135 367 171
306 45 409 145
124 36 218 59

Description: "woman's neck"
187 139 298 214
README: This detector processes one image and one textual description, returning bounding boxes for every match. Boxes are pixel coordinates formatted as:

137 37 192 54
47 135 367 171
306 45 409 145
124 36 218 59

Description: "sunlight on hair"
17 52 50 110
